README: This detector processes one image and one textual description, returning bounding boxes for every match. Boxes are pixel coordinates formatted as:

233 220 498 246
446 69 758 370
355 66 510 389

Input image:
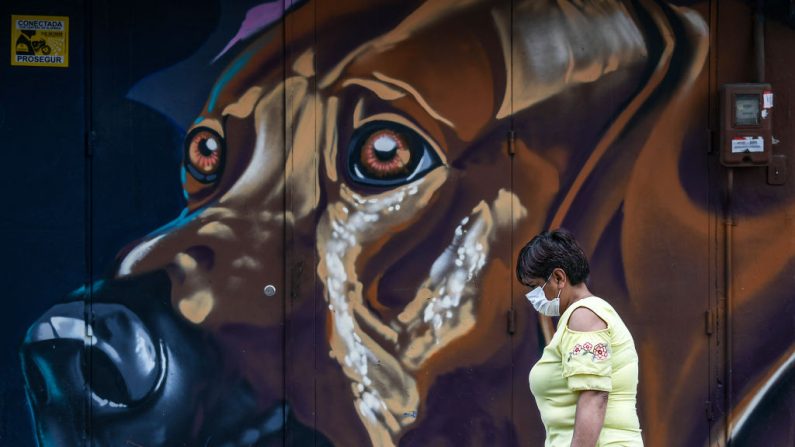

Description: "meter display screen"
735 94 760 126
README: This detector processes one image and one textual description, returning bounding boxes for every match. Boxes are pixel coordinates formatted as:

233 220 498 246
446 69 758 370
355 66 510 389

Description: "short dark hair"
516 228 590 286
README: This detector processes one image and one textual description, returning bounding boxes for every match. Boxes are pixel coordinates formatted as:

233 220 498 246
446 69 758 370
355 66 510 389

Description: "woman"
517 229 643 446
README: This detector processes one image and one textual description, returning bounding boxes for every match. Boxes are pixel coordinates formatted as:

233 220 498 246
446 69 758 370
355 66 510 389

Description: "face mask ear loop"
543 272 553 289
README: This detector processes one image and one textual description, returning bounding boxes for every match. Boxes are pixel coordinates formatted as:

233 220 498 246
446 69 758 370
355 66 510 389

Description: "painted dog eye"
348 122 440 187
185 128 224 183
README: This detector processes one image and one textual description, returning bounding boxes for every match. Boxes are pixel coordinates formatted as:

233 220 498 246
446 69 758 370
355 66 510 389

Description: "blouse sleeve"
558 328 612 392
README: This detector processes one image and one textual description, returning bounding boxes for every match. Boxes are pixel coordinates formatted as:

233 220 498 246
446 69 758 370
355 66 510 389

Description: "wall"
2 1 793 446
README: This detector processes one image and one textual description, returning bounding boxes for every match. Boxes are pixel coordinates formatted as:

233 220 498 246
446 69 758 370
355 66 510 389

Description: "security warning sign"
11 15 69 67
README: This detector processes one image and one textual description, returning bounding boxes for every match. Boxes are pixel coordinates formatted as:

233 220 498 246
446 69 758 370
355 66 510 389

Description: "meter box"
720 83 773 167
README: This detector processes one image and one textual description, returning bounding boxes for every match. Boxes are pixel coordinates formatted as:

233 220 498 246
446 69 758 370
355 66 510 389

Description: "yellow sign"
11 15 69 67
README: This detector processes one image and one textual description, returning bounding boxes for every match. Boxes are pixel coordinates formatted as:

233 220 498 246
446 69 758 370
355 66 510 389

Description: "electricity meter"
720 83 773 167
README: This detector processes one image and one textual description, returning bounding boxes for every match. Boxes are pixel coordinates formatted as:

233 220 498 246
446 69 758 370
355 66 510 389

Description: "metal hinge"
707 128 716 154
507 308 516 335
290 261 304 300
705 309 715 335
85 130 96 158
508 130 516 156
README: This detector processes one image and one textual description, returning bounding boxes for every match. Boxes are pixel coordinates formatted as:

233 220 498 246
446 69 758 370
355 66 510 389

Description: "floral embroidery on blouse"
568 342 610 361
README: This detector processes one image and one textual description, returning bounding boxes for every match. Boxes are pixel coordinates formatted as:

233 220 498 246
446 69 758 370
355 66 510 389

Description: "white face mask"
525 274 561 317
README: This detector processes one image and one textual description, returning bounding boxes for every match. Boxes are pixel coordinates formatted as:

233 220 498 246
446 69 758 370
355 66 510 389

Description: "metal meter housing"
720 83 773 167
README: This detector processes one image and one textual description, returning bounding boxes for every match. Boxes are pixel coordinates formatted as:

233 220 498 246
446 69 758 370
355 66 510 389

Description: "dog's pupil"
199 137 217 157
373 135 398 161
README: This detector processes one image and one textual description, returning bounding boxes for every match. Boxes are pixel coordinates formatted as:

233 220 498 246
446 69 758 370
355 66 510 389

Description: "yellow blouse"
529 296 643 446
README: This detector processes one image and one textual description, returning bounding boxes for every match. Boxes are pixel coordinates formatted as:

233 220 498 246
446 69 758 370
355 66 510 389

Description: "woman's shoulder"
567 296 617 328
573 296 615 313
567 304 608 331
574 297 639 346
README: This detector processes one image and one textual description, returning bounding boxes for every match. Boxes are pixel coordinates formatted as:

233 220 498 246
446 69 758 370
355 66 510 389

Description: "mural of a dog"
20 0 795 446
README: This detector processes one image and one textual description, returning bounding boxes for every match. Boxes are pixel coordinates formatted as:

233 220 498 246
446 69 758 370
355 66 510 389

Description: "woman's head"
516 229 590 286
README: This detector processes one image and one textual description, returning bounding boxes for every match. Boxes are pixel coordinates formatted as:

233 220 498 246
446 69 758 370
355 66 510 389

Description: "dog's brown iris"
188 130 222 174
359 129 411 178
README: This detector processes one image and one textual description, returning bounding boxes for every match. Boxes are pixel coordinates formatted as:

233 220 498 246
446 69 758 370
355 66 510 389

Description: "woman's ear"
552 267 567 286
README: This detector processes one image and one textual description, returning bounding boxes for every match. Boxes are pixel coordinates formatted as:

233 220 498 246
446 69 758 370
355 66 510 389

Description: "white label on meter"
731 136 764 153
763 91 774 109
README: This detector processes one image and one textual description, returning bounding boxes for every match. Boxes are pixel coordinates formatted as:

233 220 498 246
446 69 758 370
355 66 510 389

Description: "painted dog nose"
22 271 225 446
21 301 163 415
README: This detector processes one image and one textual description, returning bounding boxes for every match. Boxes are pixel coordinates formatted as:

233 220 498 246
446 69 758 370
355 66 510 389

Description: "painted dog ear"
126 0 279 131
493 0 649 118
213 0 306 61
